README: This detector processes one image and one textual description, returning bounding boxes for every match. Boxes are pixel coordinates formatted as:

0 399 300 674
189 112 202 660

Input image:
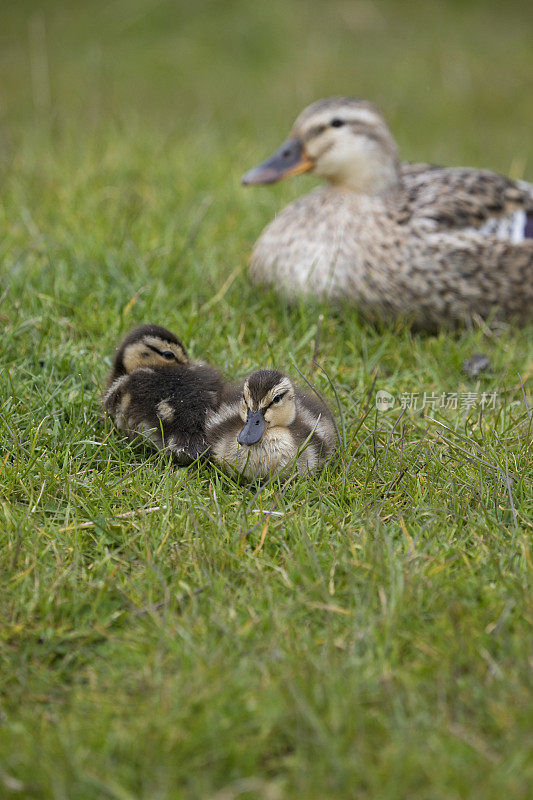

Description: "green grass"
1 1 532 798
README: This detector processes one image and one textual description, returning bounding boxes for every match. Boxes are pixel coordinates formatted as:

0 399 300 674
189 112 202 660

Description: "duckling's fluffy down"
104 364 223 464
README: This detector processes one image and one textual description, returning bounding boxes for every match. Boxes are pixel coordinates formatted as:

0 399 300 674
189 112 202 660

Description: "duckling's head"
237 369 296 446
242 97 400 195
113 324 189 376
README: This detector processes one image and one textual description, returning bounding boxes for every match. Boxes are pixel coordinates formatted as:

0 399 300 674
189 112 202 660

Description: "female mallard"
104 324 224 464
205 369 337 480
243 97 533 329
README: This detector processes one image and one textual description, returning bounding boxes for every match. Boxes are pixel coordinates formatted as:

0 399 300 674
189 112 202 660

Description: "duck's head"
237 369 296 446
242 97 400 195
113 324 189 375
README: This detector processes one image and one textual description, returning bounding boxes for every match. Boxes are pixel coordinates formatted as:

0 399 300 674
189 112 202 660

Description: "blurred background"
2 0 532 165
1 0 532 353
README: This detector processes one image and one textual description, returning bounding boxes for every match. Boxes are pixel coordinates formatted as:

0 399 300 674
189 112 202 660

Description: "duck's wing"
401 163 533 242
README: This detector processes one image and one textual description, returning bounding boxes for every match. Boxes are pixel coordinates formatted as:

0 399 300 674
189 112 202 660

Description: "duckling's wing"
294 391 338 461
104 365 223 463
402 164 533 242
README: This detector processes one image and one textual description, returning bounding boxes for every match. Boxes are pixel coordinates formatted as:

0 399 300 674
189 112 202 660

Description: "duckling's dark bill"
237 410 266 445
242 139 314 185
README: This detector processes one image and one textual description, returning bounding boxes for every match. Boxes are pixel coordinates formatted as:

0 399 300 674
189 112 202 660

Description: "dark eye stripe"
266 390 287 410
146 343 176 359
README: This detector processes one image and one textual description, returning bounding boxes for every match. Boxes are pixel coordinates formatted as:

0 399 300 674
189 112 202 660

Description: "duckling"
104 324 224 465
205 369 337 480
242 97 533 329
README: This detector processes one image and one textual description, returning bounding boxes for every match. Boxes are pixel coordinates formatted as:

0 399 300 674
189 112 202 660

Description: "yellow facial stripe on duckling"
122 337 188 373
242 376 293 411
243 382 253 411
260 380 296 429
263 395 296 429
258 377 293 410
143 336 188 364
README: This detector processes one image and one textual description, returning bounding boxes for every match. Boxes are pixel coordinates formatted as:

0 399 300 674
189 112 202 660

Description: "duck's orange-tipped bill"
242 138 314 185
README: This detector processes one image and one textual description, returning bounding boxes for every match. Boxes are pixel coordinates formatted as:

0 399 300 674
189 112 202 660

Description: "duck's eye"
161 350 176 360
272 394 284 404
330 118 345 128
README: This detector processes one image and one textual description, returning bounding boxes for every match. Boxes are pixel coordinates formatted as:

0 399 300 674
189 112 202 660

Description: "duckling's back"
105 364 223 464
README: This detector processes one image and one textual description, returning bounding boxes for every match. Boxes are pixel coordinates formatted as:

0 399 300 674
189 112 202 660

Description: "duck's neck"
327 158 401 195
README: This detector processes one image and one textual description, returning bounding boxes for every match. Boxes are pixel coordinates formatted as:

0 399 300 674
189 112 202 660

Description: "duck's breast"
249 187 390 300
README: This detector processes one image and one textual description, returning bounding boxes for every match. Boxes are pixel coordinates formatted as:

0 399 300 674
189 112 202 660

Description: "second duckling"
206 369 337 479
104 324 224 465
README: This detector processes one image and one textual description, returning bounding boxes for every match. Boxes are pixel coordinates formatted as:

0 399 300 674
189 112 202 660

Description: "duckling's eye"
272 394 284 404
330 118 345 128
161 350 176 360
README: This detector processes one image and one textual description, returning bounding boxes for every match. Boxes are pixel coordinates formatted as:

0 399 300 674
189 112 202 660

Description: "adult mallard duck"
104 324 224 464
205 369 337 480
242 97 533 329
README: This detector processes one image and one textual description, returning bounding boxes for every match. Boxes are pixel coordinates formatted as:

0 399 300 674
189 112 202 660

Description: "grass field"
1 1 532 798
